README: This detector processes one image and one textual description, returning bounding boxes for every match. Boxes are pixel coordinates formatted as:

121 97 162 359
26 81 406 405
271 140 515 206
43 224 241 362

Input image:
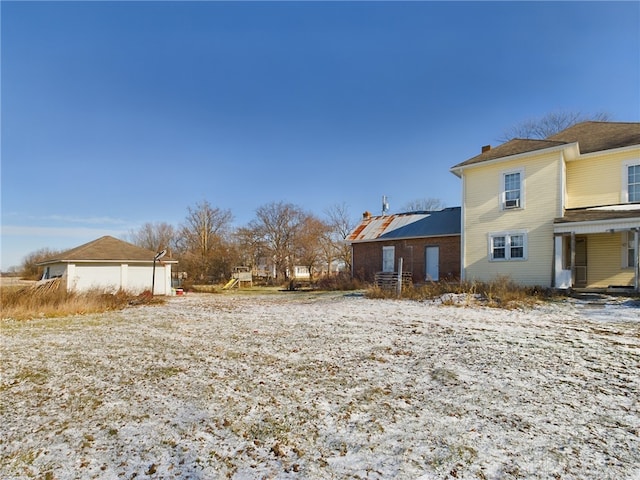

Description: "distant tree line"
125 200 359 286
18 199 437 284
98 199 357 287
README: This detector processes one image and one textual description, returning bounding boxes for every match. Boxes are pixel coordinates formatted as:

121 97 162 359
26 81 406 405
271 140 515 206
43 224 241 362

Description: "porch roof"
554 205 640 234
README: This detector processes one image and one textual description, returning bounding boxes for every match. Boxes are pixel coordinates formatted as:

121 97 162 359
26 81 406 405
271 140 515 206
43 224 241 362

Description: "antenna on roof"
382 195 390 216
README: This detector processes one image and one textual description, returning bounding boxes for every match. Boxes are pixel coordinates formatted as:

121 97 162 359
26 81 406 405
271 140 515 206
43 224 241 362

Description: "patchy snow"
1 292 639 479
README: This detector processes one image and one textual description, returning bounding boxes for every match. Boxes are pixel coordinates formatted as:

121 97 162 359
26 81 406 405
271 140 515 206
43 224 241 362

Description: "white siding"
62 262 173 294
71 264 121 292
128 264 171 294
128 265 155 294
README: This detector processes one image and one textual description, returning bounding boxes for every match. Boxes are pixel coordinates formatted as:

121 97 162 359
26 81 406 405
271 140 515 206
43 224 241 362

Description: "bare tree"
499 110 611 142
401 198 446 212
178 200 233 282
20 247 63 280
128 222 176 253
233 226 263 271
249 201 306 281
296 214 331 280
324 202 357 274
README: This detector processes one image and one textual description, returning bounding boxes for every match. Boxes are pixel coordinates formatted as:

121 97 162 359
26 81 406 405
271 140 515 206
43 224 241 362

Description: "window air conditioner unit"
505 199 520 208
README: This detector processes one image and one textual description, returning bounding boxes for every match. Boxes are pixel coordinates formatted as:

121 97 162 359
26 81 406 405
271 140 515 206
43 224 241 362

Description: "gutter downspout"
460 172 466 282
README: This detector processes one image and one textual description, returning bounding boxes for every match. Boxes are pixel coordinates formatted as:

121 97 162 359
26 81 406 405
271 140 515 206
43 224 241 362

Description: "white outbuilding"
37 236 177 295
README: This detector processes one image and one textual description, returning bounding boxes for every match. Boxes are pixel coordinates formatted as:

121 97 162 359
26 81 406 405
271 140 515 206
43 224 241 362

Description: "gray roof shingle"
37 236 176 264
452 121 640 170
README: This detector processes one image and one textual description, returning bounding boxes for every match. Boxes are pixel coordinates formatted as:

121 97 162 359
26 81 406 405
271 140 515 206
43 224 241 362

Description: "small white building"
37 236 177 295
292 265 311 280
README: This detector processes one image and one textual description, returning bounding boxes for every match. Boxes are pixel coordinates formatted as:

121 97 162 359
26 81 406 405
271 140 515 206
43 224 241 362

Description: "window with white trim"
489 232 527 261
501 169 524 210
492 236 506 259
628 164 640 203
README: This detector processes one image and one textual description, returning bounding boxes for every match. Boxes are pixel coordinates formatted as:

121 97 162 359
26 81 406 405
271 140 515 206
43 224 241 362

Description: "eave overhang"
37 259 179 266
564 143 640 162
450 143 579 178
554 206 640 235
349 232 460 244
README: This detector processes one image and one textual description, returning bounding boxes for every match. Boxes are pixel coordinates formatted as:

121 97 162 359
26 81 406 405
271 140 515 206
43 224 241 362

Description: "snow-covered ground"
1 292 638 479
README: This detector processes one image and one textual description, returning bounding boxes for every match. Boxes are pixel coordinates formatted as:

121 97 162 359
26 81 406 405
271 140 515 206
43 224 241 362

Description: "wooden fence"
374 271 413 290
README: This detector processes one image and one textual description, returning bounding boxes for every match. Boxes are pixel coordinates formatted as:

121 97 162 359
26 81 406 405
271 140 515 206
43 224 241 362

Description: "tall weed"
314 273 364 291
366 275 556 309
1 280 162 320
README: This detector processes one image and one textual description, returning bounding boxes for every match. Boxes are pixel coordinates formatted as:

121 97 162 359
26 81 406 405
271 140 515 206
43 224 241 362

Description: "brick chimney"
482 145 491 153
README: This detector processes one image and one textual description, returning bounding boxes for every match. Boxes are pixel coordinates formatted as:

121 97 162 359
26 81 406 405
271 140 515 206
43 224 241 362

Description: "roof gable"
348 207 461 242
452 139 564 168
547 121 640 154
452 121 640 170
38 236 171 264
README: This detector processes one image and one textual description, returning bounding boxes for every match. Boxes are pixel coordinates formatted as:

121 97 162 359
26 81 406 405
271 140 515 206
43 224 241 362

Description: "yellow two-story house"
451 121 640 291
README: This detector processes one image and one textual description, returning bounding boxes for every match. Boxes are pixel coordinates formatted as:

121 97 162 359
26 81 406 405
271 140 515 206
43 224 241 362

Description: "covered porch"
553 207 640 292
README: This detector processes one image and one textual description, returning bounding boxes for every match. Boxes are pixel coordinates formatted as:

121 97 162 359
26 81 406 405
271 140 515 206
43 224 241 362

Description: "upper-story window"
501 169 524 210
628 164 640 203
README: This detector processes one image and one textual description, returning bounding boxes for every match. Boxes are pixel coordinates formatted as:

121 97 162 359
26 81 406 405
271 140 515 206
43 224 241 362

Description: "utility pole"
152 249 167 295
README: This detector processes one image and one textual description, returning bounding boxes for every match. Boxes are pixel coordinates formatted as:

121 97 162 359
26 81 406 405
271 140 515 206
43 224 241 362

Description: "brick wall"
352 235 460 283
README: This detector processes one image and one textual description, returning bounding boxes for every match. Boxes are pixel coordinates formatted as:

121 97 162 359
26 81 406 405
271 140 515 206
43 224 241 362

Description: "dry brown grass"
314 273 365 291
367 275 557 308
0 279 164 320
189 284 220 293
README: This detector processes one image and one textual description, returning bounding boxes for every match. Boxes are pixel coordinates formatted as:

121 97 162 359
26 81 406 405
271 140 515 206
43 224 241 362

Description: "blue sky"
2 1 639 270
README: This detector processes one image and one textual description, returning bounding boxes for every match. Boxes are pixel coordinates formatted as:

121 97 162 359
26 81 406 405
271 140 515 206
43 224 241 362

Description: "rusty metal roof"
348 207 461 243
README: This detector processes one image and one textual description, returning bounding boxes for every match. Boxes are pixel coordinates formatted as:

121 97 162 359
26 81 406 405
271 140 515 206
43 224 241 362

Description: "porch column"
570 232 576 288
552 235 559 288
634 229 639 292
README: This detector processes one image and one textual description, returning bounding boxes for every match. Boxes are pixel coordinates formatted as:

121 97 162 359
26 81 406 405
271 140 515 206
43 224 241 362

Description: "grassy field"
1 291 638 479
